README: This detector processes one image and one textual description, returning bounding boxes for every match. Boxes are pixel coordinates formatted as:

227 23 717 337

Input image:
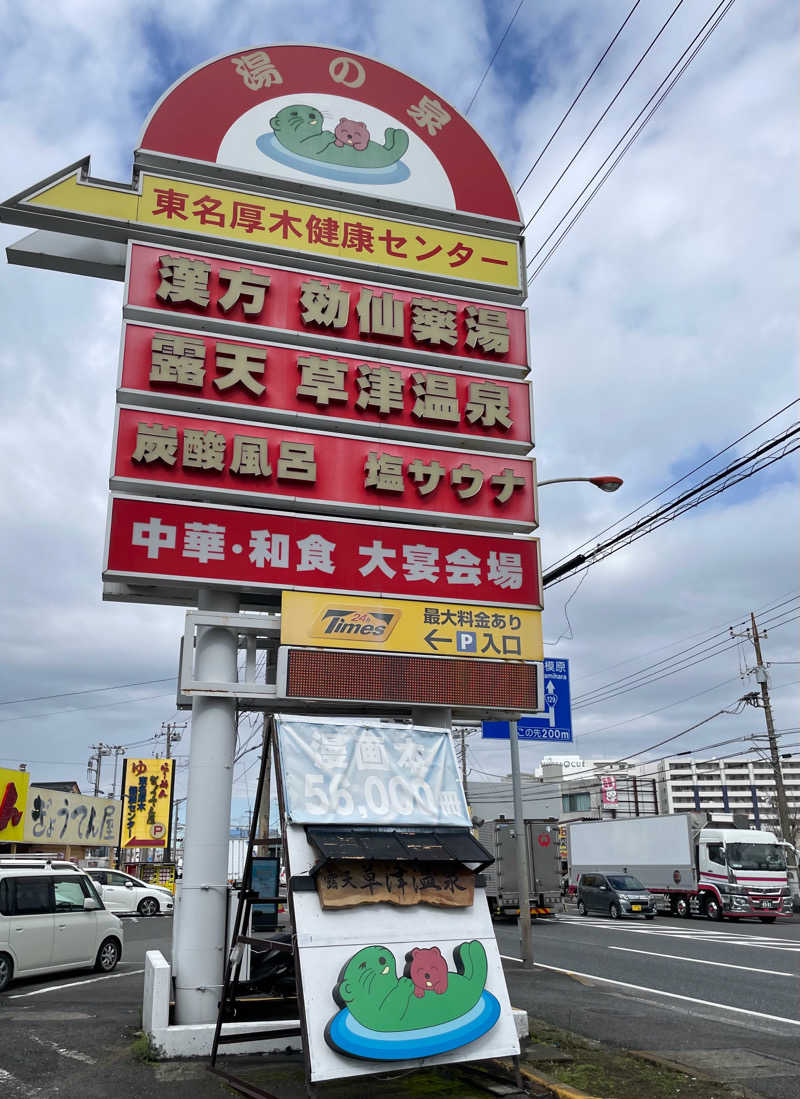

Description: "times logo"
311 607 400 642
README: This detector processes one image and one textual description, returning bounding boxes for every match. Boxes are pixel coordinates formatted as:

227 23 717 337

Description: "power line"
522 0 686 230
0 690 176 724
543 420 800 588
573 614 799 720
572 590 800 688
544 400 799 575
573 607 800 710
516 0 642 194
464 0 526 117
0 676 175 707
469 730 799 809
527 0 736 280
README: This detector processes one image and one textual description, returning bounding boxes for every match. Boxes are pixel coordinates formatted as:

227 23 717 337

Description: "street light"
538 475 623 493
510 472 623 969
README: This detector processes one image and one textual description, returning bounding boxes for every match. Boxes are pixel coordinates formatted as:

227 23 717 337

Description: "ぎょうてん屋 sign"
104 495 542 608
112 406 537 530
118 321 533 451
125 243 529 374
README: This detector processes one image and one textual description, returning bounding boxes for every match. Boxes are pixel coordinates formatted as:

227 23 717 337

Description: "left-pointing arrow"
0 158 139 230
424 629 452 651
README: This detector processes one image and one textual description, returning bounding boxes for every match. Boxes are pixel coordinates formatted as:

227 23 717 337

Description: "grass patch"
526 1018 743 1099
130 1031 159 1063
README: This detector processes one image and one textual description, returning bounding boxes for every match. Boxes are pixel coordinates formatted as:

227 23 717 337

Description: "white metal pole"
174 588 240 1024
509 719 534 968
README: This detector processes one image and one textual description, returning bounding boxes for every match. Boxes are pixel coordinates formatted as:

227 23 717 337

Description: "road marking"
29 1034 96 1064
608 945 798 978
530 962 800 1027
0 1068 41 1096
8 967 144 998
501 954 523 962
557 916 800 949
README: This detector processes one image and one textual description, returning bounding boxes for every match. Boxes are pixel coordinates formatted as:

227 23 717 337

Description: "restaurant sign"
104 495 542 608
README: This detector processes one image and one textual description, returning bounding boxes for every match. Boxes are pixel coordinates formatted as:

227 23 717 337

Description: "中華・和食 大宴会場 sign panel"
103 495 542 608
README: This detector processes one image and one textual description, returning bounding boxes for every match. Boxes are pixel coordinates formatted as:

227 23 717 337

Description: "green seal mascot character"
333 941 488 1032
270 104 409 168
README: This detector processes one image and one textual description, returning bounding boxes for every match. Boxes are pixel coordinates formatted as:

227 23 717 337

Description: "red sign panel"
138 45 521 223
119 321 533 450
105 496 542 608
125 243 529 374
113 407 536 530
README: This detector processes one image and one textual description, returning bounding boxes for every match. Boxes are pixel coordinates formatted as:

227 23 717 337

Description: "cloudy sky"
0 0 796 833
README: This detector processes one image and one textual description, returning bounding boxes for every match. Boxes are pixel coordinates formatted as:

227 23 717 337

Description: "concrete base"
143 950 302 1060
511 1006 529 1040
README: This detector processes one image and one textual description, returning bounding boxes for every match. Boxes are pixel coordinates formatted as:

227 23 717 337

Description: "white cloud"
0 0 796 825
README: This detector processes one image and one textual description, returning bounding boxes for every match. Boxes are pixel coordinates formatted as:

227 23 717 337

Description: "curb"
491 1059 602 1099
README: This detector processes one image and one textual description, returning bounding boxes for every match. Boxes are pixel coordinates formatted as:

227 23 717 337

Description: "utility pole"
108 746 125 799
732 614 793 842
88 743 111 795
157 720 186 759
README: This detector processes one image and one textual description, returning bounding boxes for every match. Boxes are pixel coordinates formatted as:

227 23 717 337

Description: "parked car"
0 859 123 992
577 872 656 920
87 869 174 917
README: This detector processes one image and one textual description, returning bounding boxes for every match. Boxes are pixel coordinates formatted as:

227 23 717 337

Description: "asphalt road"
2 912 799 1098
497 910 800 1099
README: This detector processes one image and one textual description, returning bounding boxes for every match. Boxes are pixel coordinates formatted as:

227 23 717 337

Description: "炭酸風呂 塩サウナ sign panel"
111 406 537 532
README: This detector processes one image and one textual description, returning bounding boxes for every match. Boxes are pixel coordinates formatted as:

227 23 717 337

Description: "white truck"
479 819 562 919
568 813 792 922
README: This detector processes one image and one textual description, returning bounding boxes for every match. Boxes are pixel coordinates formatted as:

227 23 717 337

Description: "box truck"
479 819 562 918
568 813 792 921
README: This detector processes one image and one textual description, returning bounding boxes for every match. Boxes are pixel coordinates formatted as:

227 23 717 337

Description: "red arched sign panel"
139 45 521 225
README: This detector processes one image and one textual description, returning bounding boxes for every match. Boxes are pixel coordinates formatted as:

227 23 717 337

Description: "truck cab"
698 827 791 921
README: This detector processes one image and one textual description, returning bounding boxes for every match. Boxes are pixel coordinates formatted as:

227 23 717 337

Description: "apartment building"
650 753 800 840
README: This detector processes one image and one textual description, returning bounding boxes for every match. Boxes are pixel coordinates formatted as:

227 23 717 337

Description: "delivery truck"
568 812 792 921
479 819 561 919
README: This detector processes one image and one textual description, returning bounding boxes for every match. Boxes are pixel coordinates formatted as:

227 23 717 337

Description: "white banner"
274 715 470 828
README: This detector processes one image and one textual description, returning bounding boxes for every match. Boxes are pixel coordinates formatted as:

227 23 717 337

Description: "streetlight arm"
538 476 623 492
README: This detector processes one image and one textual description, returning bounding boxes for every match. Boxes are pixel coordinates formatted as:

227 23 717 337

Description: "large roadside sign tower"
2 45 541 1077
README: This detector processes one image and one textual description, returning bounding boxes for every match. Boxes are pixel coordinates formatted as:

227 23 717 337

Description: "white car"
0 859 123 992
87 869 174 917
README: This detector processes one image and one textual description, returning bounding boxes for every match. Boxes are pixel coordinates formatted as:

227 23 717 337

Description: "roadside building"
649 754 800 841
537 757 660 823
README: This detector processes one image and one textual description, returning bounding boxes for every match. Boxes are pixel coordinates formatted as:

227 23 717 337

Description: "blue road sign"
482 659 572 742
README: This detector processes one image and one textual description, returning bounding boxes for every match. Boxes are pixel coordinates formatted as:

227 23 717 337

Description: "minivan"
0 860 123 992
576 872 656 919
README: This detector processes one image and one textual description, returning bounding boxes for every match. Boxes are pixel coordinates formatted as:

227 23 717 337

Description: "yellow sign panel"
0 767 30 844
281 592 542 661
27 169 521 290
121 758 174 850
